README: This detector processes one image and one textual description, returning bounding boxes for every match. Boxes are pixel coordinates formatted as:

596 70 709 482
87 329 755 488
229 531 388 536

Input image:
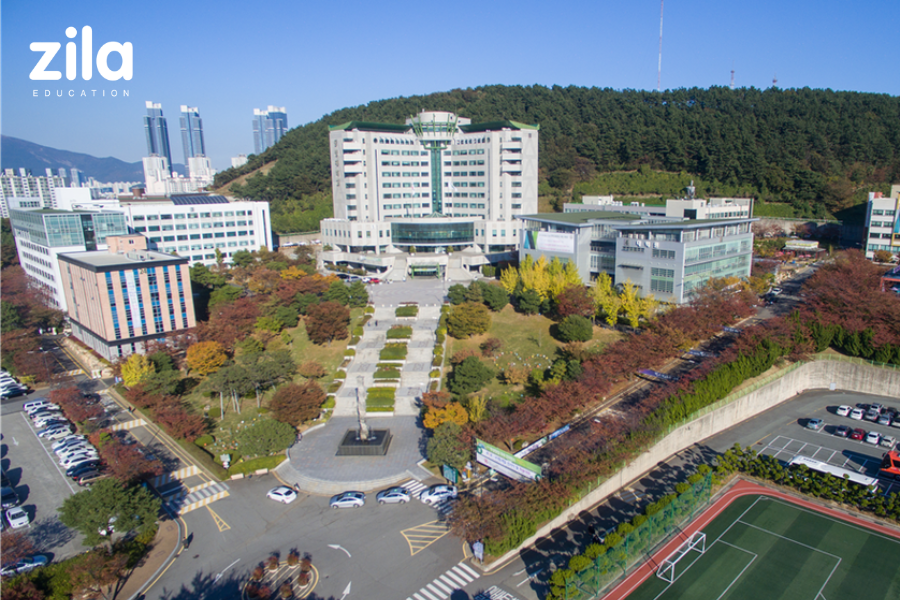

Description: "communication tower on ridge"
657 0 664 92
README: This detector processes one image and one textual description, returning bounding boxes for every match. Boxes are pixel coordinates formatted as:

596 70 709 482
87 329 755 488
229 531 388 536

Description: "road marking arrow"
340 581 351 600
328 544 352 558
213 558 240 583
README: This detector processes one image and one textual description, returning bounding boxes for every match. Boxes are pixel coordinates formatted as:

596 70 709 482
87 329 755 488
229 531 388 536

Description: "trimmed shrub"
344 349 356 357
194 435 214 447
228 455 286 476
430 370 441 378
365 306 375 314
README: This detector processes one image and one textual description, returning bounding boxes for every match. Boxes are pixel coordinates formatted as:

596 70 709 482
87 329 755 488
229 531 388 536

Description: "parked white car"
266 486 298 504
420 484 458 505
849 408 865 421
835 405 851 417
5 507 30 529
52 436 87 452
865 431 882 445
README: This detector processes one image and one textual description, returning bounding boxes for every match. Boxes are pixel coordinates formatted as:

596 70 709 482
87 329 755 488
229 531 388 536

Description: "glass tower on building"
180 105 206 172
252 106 288 154
144 101 173 173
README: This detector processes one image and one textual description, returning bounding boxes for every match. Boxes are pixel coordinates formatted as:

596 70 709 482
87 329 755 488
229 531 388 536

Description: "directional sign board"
476 439 542 482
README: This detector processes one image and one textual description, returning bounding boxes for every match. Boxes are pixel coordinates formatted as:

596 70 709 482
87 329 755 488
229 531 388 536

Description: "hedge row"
228 454 287 476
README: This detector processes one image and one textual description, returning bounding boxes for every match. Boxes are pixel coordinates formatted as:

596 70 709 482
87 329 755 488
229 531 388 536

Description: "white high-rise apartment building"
0 169 68 217
320 111 539 254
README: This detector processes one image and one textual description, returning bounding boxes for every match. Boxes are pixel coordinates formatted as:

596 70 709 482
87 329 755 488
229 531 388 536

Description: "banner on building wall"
535 231 575 253
476 439 542 482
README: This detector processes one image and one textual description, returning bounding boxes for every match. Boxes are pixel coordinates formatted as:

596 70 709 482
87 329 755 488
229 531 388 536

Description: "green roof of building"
518 211 642 225
329 121 411 133
329 118 540 134
615 217 757 230
459 120 540 132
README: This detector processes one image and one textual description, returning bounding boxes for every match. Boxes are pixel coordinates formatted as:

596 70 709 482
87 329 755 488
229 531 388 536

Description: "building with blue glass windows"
253 106 288 154
57 235 196 361
180 105 206 164
8 205 129 310
144 101 174 172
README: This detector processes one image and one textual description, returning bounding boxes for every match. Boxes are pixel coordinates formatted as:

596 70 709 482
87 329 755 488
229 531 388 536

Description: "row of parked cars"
836 402 900 428
265 484 459 508
24 399 108 485
1 444 49 578
806 403 900 449
1 369 31 400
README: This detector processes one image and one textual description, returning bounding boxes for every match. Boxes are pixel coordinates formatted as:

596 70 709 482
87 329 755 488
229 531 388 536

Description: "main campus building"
320 111 538 274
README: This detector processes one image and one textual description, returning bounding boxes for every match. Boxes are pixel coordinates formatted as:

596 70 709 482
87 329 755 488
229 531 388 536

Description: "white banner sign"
536 231 575 254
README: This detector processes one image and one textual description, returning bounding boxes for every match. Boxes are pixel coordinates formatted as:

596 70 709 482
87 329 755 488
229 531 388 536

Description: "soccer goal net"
656 531 707 584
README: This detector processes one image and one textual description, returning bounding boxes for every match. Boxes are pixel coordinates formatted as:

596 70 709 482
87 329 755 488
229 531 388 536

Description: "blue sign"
723 326 742 334
549 424 570 441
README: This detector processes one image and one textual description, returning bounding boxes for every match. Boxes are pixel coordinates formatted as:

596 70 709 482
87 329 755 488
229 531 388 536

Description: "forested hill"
215 86 900 232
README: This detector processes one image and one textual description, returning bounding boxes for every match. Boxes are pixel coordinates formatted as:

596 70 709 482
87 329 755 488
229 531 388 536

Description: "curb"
125 515 184 600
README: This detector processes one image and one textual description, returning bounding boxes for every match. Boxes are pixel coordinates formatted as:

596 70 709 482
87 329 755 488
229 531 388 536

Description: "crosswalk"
404 480 456 516
406 561 480 600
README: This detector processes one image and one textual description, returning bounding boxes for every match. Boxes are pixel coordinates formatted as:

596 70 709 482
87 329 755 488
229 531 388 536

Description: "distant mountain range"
1 135 185 182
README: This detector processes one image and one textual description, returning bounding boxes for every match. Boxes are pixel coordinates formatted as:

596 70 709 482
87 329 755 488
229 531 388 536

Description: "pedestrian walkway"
166 481 230 514
406 561 480 600
406 480 456 516
333 304 439 417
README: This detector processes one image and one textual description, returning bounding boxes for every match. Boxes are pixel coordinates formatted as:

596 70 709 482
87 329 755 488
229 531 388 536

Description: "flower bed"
379 343 408 361
395 305 419 318
373 368 402 379
386 325 413 339
366 387 395 412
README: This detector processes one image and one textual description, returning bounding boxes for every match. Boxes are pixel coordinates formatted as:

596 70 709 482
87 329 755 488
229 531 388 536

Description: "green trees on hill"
214 85 900 228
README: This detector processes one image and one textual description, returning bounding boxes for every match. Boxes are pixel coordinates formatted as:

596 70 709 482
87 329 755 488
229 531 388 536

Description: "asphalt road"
146 474 470 600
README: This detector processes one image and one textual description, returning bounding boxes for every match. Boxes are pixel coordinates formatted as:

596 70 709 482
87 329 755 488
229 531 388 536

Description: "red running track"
601 478 900 600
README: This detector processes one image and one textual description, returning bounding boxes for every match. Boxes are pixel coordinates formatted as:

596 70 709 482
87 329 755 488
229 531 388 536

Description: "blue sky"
2 0 899 173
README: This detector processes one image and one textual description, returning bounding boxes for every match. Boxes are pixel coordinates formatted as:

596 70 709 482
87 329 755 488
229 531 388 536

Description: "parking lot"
756 396 900 494
1 410 89 562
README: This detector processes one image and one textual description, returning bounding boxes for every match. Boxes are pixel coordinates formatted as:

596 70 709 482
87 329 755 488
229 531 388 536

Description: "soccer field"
626 494 900 600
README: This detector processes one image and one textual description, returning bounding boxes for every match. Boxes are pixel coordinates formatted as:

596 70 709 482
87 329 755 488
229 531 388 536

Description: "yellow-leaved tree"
591 273 621 326
620 280 642 328
465 395 488 423
121 354 155 387
423 403 469 429
185 341 228 376
500 266 519 294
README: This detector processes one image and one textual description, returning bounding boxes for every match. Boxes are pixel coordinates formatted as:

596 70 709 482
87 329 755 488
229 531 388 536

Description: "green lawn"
627 494 900 600
447 305 622 398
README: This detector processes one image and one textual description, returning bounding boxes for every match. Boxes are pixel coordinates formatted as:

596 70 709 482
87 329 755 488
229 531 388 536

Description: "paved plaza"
278 279 451 494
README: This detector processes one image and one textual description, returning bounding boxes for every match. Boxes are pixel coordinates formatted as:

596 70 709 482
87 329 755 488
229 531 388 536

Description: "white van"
23 399 51 413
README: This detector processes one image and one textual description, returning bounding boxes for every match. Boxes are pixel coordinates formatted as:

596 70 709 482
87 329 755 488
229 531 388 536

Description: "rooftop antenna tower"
730 64 735 90
657 0 664 92
773 73 778 87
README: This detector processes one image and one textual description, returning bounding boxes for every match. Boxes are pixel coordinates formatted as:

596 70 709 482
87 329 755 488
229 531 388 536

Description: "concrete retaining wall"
489 359 900 567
